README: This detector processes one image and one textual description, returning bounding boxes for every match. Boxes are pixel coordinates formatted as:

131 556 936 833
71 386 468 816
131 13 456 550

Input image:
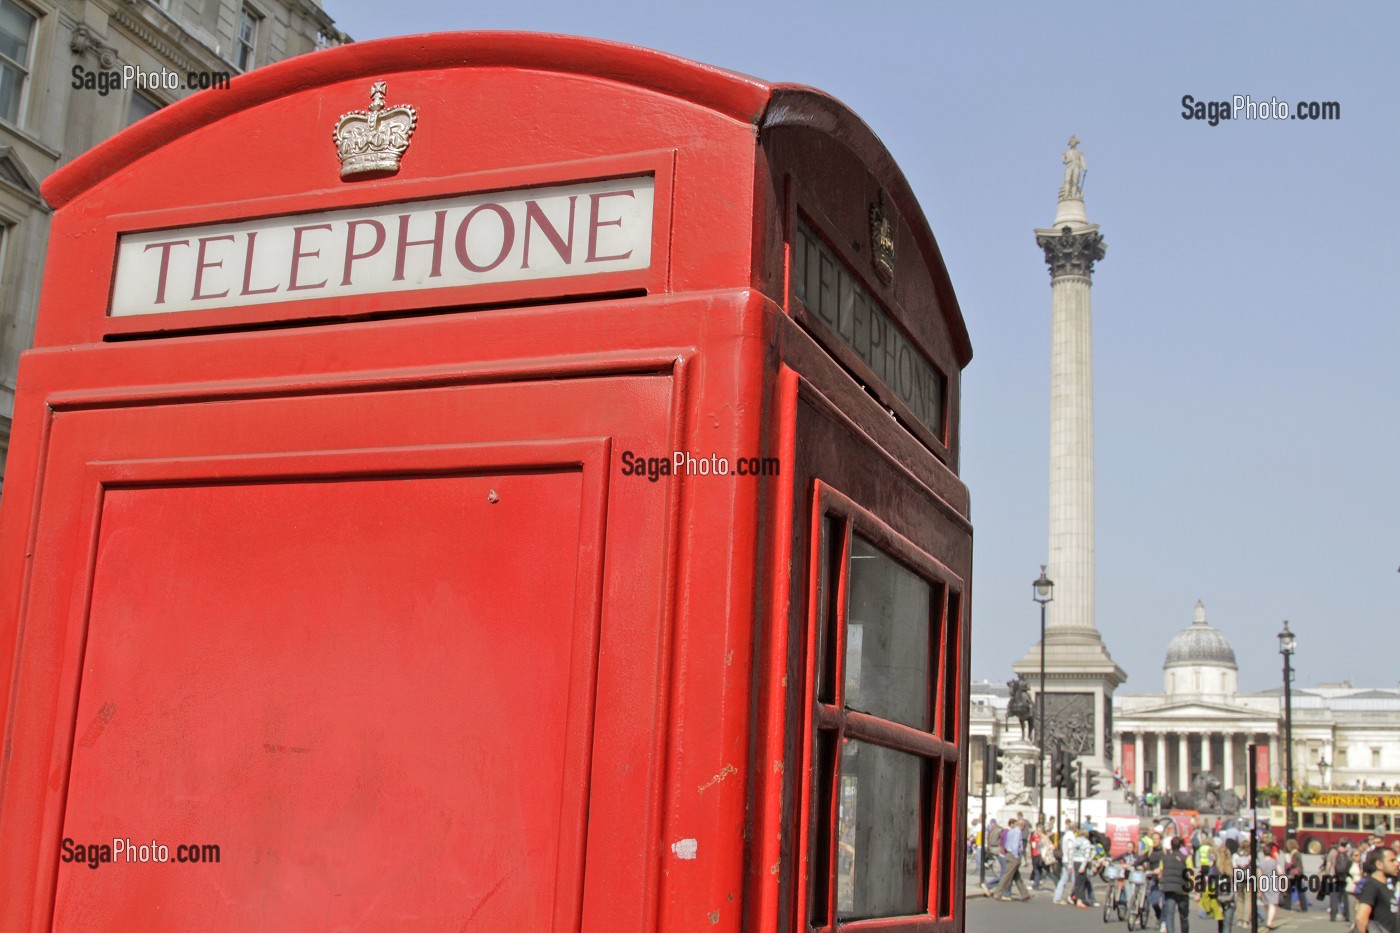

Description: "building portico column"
1202 731 1212 776
1269 734 1279 784
1178 733 1189 790
1223 733 1234 790
1134 734 1145 795
1157 733 1167 793
1114 732 1123 770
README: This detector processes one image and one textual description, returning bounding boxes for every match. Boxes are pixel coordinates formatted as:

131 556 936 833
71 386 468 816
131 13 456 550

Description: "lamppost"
1033 565 1054 824
1279 620 1296 840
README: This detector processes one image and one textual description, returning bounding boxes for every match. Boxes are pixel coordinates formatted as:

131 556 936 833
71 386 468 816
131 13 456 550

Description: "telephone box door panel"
3 374 673 932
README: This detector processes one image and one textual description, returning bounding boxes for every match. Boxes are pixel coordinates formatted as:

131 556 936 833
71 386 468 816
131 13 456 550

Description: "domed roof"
1164 601 1237 669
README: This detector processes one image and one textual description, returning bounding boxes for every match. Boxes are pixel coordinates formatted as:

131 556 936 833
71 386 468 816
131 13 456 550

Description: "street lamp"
1033 565 1054 823
1279 620 1296 839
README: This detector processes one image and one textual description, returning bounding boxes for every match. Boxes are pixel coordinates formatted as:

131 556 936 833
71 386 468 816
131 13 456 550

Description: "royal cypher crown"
333 81 417 178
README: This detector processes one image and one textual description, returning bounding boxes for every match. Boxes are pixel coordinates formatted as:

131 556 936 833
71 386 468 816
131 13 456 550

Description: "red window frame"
798 482 963 932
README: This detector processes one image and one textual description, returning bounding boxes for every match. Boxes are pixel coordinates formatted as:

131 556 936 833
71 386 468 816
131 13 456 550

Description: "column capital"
1036 228 1106 280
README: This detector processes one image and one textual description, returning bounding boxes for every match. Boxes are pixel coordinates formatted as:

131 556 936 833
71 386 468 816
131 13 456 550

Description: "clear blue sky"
325 2 1400 694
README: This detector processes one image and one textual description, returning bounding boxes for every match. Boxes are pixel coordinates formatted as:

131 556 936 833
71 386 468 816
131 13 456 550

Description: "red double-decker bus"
1271 792 1400 853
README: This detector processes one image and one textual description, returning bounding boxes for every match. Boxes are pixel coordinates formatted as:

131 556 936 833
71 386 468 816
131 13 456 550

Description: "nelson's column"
1014 137 1126 776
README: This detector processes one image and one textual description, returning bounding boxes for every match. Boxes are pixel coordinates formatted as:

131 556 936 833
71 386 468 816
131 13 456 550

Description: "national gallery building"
971 601 1400 798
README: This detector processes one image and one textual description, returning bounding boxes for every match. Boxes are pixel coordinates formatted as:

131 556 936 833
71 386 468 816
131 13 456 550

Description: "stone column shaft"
1134 734 1145 794
1178 733 1189 790
1202 732 1212 774
1223 734 1234 790
1157 734 1167 792
1036 200 1105 649
1046 273 1095 640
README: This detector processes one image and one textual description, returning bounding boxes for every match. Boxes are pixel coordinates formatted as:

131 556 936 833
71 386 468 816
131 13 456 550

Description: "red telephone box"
0 33 973 932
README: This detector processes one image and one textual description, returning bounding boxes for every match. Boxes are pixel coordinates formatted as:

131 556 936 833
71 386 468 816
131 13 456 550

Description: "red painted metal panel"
60 468 591 930
0 368 689 931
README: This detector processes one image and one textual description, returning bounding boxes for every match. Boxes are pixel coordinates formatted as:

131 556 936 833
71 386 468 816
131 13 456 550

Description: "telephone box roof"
43 31 969 363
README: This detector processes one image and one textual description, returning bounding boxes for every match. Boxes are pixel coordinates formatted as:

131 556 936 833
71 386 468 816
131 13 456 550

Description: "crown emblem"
333 81 417 179
869 194 895 283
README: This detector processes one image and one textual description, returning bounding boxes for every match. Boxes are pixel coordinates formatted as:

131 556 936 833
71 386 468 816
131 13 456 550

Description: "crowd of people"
969 815 1400 933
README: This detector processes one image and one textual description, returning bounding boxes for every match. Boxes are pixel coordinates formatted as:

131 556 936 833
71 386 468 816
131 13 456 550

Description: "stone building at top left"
0 0 349 490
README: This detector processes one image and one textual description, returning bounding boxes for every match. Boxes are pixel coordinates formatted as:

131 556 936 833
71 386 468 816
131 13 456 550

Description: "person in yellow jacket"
1196 841 1223 925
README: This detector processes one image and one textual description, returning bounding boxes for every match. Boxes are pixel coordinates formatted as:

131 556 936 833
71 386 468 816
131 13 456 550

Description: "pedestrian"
1159 835 1194 933
1055 819 1077 904
987 818 1032 901
1325 840 1352 924
1258 841 1282 930
1284 838 1310 912
985 819 1003 886
1070 824 1095 908
1211 837 1236 933
1235 838 1254 931
1347 846 1365 927
1029 824 1044 890
1354 846 1399 933
1041 823 1061 892
1145 829 1166 927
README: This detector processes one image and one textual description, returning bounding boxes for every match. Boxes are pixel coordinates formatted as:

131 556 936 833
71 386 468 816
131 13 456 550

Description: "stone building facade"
973 601 1400 799
0 0 348 489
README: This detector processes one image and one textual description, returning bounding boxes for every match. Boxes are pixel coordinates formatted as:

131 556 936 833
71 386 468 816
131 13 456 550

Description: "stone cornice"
1036 227 1106 280
109 3 226 75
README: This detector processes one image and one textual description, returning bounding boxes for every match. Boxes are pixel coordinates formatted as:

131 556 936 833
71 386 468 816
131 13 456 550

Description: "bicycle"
1102 863 1128 923
1125 870 1152 931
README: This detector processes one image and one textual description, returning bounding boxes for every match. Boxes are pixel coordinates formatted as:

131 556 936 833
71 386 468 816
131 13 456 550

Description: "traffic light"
1053 750 1073 789
1084 768 1100 798
990 745 1005 785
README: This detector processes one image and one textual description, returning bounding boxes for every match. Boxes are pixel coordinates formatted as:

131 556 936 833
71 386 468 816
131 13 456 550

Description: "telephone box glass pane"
836 739 926 920
844 536 931 730
816 514 842 705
